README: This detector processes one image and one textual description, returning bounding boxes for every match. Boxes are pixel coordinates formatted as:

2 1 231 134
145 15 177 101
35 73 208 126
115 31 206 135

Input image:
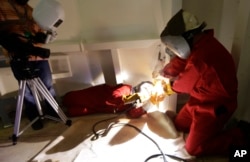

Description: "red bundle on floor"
62 83 146 118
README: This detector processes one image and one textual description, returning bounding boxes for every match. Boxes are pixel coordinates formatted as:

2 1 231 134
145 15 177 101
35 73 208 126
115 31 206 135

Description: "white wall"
78 0 159 43
234 1 250 121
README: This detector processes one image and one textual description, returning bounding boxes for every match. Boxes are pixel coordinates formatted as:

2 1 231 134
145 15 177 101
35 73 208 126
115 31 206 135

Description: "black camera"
0 32 50 60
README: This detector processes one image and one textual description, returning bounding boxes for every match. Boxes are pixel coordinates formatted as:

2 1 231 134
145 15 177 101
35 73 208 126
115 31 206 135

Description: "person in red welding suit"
159 9 250 157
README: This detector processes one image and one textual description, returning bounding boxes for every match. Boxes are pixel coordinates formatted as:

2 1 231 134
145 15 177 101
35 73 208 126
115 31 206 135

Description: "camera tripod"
12 76 72 145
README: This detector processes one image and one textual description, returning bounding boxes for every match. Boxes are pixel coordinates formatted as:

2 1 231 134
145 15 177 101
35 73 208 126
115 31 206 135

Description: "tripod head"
10 59 40 80
0 33 50 80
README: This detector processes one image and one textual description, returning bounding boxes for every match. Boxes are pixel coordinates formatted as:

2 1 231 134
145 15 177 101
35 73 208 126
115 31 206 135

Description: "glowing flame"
150 79 167 105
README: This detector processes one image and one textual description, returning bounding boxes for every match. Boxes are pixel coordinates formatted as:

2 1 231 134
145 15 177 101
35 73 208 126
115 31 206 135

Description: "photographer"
0 0 56 130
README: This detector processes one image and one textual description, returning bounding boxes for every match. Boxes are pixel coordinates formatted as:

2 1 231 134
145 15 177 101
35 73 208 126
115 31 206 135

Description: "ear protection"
182 22 207 48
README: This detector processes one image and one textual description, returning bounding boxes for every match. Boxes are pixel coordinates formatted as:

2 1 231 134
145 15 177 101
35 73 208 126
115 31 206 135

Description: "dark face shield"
161 36 191 59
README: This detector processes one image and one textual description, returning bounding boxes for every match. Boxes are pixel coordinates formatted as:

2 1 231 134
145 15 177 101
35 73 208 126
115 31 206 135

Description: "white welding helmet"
160 9 205 59
32 0 65 31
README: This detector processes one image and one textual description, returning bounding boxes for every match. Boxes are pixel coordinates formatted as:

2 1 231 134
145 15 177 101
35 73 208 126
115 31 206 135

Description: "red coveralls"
162 30 244 156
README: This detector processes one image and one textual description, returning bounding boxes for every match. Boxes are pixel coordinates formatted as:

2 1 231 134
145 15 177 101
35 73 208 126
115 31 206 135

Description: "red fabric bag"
62 84 133 117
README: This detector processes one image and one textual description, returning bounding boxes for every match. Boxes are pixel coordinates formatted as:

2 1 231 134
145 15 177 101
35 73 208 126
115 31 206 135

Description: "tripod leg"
31 78 71 126
12 80 41 144
12 80 26 145
27 80 44 118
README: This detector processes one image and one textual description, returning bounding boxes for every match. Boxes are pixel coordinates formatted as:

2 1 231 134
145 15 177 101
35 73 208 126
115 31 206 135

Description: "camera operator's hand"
32 31 57 44
32 32 47 44
46 31 57 43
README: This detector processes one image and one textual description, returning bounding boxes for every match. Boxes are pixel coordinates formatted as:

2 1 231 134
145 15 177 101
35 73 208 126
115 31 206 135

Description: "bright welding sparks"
150 78 169 105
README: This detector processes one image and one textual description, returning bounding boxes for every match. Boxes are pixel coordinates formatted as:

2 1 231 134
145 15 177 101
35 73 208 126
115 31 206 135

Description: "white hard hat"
160 9 201 37
182 10 200 32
